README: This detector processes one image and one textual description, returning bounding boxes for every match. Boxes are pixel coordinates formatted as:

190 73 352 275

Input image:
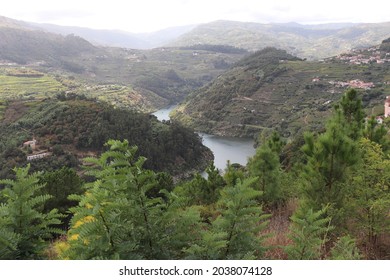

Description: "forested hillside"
173 42 390 138
0 90 389 260
0 98 212 179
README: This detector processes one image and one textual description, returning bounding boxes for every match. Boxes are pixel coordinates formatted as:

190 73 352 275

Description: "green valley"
0 14 389 262
172 42 390 139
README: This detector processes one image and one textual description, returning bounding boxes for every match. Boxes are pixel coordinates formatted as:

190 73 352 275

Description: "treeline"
234 47 301 69
0 89 389 260
179 44 248 54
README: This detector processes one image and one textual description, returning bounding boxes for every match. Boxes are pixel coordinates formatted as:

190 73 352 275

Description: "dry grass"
262 198 298 259
355 232 390 260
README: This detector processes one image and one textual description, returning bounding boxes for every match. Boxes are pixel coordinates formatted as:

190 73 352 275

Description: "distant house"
376 116 384 124
385 96 390 118
27 152 50 161
23 138 37 150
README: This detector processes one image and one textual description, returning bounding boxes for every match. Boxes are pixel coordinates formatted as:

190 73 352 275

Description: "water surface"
152 105 256 171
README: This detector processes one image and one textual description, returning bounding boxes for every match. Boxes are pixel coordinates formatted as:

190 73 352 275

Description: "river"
152 105 256 171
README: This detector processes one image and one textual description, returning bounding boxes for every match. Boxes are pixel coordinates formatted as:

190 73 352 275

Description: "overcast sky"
2 0 390 33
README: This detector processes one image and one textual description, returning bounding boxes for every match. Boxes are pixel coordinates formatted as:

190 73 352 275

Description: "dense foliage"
0 89 389 260
0 99 212 179
0 27 95 67
172 43 390 138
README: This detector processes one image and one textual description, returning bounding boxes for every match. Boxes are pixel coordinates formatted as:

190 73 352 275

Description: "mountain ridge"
168 20 390 59
2 14 390 57
27 22 197 49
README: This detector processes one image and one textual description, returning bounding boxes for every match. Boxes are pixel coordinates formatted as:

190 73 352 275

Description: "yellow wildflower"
73 215 95 228
69 234 79 241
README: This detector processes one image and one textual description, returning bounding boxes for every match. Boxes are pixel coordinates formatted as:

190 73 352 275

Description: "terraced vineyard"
0 69 65 100
172 45 390 138
0 67 165 117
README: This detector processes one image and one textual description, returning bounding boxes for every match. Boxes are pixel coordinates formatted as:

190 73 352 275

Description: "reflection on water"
199 133 256 171
152 104 256 172
152 104 177 121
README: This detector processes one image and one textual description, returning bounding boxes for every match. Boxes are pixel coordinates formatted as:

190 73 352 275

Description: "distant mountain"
168 20 390 59
0 15 246 107
2 14 390 58
0 14 196 49
28 22 196 49
0 26 100 67
0 15 101 67
172 42 390 138
0 15 32 29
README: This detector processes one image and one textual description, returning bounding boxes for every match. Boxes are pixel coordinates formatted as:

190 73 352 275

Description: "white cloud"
1 0 390 32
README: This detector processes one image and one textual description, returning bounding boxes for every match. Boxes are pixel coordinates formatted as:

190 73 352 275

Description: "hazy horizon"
2 0 390 33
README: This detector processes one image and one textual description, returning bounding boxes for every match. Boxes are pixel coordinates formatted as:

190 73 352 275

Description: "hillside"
172 43 390 138
0 16 247 105
0 98 212 179
2 15 390 108
87 45 247 102
0 15 196 49
0 67 166 117
168 20 390 60
28 22 196 49
0 26 100 67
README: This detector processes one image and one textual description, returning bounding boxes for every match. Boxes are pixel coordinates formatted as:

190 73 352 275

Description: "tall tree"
64 140 165 259
0 165 64 259
347 138 390 247
223 160 245 187
336 88 365 140
300 99 360 222
247 142 283 207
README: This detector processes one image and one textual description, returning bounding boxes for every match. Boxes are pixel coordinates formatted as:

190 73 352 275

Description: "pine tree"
348 138 390 247
175 162 225 206
223 160 244 187
267 131 285 155
301 115 359 222
0 165 64 259
337 88 365 140
247 142 283 207
203 162 226 204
